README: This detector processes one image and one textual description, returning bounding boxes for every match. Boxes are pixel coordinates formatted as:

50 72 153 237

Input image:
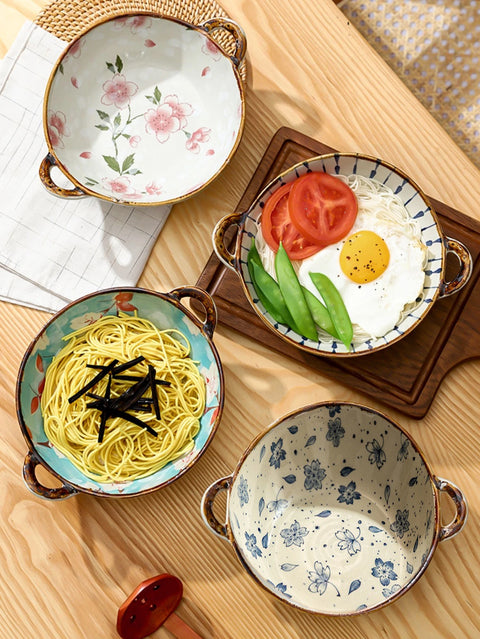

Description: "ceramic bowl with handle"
213 153 472 356
17 286 224 499
202 402 467 615
40 12 246 206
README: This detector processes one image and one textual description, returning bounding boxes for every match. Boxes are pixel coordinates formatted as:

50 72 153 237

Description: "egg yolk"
340 230 390 283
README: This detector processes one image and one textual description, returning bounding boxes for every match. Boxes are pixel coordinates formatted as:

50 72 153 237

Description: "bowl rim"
223 400 441 616
42 11 246 207
234 152 446 357
16 285 225 498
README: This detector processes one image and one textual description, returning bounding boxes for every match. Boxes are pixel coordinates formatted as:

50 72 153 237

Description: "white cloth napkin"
0 21 171 313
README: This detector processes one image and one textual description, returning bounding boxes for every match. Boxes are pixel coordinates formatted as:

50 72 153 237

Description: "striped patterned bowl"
213 153 472 356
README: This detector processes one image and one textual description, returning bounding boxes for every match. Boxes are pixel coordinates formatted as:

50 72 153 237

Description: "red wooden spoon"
117 574 203 639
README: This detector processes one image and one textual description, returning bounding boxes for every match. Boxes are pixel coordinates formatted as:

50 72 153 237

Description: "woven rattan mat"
339 0 480 169
34 0 247 81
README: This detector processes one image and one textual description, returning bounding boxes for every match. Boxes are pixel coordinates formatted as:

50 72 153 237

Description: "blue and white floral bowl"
202 402 467 615
213 153 472 356
40 13 246 205
16 286 224 499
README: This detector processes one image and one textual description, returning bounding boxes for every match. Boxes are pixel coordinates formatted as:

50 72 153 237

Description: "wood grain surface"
196 128 480 418
1 1 480 638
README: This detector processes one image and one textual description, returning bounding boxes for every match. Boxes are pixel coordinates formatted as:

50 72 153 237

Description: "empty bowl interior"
18 289 223 496
239 154 444 355
228 403 436 614
46 15 244 203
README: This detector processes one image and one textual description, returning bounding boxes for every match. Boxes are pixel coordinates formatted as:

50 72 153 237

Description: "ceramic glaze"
42 14 245 205
213 153 472 356
17 287 224 498
202 403 467 615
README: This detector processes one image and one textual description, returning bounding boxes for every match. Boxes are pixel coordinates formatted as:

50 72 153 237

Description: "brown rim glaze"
40 11 246 207
213 153 473 358
202 401 468 616
16 285 225 499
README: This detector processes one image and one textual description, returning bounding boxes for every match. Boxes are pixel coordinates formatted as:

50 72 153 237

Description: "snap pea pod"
275 243 318 342
247 240 295 327
309 272 353 349
301 286 339 339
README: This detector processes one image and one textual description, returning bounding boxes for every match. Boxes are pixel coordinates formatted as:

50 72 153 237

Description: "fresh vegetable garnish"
309 272 353 349
261 182 324 260
301 286 339 339
288 172 358 247
275 243 318 342
247 239 297 327
70 358 169 442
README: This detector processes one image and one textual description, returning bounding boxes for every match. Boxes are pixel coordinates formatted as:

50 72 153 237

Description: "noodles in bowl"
42 314 206 483
213 153 472 356
17 286 224 499
255 173 429 345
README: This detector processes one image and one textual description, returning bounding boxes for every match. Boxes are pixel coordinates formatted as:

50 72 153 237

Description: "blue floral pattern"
366 435 386 469
371 558 398 586
269 438 286 469
307 561 340 596
335 527 361 555
390 509 410 538
237 475 249 507
226 403 438 615
326 417 345 447
245 532 262 558
337 481 361 505
280 520 309 547
304 460 326 490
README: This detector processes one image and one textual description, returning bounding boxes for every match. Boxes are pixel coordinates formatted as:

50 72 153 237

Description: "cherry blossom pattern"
303 459 326 490
202 37 222 61
326 416 345 447
145 181 162 195
186 127 212 154
237 475 249 507
335 527 362 556
47 111 70 149
366 435 386 469
101 176 141 200
269 438 286 469
58 36 85 73
114 15 152 33
102 72 138 109
371 558 398 587
337 481 361 505
390 509 410 538
245 532 262 559
144 89 193 144
280 520 309 547
307 561 340 596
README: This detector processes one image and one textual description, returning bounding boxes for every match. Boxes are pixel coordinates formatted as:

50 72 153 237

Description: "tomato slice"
288 172 358 246
260 183 323 260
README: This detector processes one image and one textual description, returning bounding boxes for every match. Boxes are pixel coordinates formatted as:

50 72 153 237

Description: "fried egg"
298 210 426 339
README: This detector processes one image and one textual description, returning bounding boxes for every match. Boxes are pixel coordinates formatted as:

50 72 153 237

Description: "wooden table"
1 1 480 637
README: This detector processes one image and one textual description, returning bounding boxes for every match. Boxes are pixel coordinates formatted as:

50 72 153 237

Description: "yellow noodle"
41 313 206 483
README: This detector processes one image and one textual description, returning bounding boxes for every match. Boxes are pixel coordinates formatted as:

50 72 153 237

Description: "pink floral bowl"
40 13 246 206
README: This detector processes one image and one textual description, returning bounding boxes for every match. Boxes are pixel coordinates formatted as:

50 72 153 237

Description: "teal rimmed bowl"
16 286 224 499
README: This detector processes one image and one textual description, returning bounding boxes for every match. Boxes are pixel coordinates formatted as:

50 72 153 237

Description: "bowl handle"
199 18 247 67
168 285 218 340
439 237 472 298
23 451 78 500
212 212 243 271
39 153 87 199
201 475 232 539
434 476 468 541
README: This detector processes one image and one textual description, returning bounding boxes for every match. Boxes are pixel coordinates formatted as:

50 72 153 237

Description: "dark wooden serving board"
196 127 480 418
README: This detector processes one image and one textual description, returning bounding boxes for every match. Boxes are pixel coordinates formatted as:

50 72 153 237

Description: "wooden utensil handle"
163 612 203 639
